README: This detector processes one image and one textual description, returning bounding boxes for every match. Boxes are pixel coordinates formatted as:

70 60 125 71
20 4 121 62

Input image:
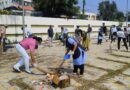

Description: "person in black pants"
127 24 130 46
102 23 107 36
47 25 54 46
97 27 103 45
73 64 84 75
117 27 128 51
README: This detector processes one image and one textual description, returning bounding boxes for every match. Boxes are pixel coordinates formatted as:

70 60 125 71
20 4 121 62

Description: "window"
24 1 32 6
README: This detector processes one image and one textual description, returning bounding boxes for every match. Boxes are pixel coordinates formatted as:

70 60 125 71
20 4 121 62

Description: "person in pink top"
13 36 42 73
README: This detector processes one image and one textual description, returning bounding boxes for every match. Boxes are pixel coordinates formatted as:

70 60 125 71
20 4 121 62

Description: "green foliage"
54 32 60 40
0 10 12 15
98 1 125 21
33 0 80 17
78 14 86 19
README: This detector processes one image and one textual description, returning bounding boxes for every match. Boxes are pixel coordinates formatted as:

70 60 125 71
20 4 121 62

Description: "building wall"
0 0 13 9
0 0 32 10
0 15 121 42
84 12 97 20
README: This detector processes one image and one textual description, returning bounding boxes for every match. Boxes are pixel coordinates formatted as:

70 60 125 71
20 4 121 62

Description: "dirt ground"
0 39 130 90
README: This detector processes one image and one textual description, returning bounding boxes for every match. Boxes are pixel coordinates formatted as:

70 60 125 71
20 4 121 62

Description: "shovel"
56 54 71 73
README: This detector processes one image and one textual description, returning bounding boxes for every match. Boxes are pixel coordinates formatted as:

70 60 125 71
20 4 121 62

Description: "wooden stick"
56 60 65 73
35 66 49 74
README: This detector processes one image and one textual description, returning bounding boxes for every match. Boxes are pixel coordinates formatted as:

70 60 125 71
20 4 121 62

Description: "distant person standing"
117 26 128 51
21 26 33 38
0 25 8 52
87 24 92 40
102 23 107 36
47 26 54 47
124 27 128 42
110 25 117 43
75 26 83 44
127 24 130 46
75 26 81 39
59 26 68 46
82 31 90 51
97 27 103 45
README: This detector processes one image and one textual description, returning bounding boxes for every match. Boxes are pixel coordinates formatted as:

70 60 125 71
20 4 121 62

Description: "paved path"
0 40 130 90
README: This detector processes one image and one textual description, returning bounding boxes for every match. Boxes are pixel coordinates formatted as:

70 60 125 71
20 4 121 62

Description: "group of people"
3 23 130 76
47 25 89 76
97 23 130 51
13 25 89 76
109 24 130 51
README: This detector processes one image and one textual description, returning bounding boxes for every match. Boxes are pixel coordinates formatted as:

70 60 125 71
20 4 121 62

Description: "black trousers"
73 64 84 75
128 34 130 46
97 39 102 44
111 32 117 43
117 37 128 50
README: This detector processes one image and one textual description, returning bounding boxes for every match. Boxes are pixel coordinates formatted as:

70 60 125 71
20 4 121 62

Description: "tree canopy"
98 1 125 21
33 0 80 17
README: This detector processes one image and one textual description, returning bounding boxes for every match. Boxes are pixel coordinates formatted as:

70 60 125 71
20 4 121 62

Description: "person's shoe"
25 70 32 74
13 66 21 73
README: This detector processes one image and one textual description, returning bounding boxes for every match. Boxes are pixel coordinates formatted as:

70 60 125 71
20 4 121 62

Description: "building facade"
0 0 33 10
84 12 97 20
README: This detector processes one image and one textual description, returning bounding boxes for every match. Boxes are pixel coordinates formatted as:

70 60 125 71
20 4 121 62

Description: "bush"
0 10 12 15
54 33 60 40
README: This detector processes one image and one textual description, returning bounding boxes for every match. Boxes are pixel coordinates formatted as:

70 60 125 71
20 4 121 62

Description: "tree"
98 0 125 21
33 0 80 17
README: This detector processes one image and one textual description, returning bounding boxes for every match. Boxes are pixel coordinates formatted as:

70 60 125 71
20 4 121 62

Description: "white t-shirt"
24 27 33 38
117 31 125 38
127 27 130 34
111 27 117 34
63 28 68 34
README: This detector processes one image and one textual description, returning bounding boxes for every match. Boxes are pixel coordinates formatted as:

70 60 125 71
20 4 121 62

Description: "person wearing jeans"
13 36 42 73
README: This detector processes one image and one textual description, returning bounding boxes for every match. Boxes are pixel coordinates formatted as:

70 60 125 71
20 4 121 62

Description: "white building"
0 0 33 10
0 0 12 10
84 12 97 20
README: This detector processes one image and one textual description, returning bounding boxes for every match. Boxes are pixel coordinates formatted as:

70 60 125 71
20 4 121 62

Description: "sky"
78 0 130 14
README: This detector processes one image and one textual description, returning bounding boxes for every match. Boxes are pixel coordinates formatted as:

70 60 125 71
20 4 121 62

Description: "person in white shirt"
110 25 117 43
127 24 130 46
117 26 128 51
21 26 33 38
60 26 68 46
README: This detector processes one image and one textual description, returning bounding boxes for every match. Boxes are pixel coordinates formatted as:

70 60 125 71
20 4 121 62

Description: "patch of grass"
115 81 124 85
85 64 111 72
77 59 130 90
110 53 130 58
9 78 34 90
97 57 129 64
